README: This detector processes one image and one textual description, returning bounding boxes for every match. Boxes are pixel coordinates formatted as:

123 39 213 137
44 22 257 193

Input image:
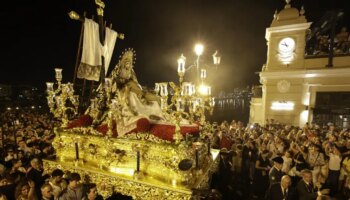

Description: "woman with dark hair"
252 150 270 198
291 144 309 186
14 179 36 200
241 139 258 185
82 183 102 200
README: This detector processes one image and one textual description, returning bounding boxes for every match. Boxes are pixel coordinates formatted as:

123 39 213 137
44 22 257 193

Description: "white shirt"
282 156 292 173
328 153 341 171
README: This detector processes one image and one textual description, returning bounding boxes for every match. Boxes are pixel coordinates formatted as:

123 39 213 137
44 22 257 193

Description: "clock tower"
251 0 312 126
265 0 311 70
250 0 350 127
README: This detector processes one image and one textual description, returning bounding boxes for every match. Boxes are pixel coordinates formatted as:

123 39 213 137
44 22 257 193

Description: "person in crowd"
292 144 309 183
307 144 326 185
340 153 350 192
48 169 66 200
335 26 349 53
324 142 342 196
14 179 36 200
282 150 293 174
241 139 257 186
265 175 294 200
343 176 350 199
0 165 6 180
0 174 17 200
211 130 221 150
58 173 83 200
8 159 26 183
252 150 270 198
17 141 33 159
297 169 330 200
217 148 234 199
4 147 17 169
82 183 102 200
41 184 53 200
269 156 285 186
26 158 47 199
315 173 330 192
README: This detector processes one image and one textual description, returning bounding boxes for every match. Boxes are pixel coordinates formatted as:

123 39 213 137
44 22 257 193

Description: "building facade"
250 2 350 127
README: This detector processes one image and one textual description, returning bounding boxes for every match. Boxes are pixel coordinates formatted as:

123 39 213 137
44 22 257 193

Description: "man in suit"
266 175 293 200
269 156 285 186
296 169 330 200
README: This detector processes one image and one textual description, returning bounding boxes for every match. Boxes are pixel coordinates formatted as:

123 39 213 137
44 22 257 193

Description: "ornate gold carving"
48 130 219 199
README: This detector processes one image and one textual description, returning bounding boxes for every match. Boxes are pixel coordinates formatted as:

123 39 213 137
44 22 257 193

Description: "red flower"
66 115 93 129
150 123 199 141
96 120 118 137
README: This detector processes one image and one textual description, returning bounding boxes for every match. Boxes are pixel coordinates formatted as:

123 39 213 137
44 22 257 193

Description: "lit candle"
159 83 168 97
177 54 186 76
176 98 182 111
210 97 215 107
46 82 54 92
191 84 196 95
200 69 206 79
155 83 160 94
136 150 140 172
54 68 63 82
75 142 79 160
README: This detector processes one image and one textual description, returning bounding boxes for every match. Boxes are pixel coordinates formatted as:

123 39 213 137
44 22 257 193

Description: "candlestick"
207 139 211 156
75 142 79 160
195 149 199 169
136 150 140 172
0 127 3 150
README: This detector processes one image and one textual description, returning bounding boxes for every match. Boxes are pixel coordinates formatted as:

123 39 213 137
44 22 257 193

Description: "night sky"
1 0 350 93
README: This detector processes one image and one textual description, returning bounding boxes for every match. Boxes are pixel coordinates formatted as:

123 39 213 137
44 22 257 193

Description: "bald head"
281 175 291 189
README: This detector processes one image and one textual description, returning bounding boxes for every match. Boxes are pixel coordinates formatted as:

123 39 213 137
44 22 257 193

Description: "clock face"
278 37 295 53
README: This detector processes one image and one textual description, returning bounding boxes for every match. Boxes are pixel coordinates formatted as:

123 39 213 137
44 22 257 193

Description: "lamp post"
170 44 220 125
154 44 220 143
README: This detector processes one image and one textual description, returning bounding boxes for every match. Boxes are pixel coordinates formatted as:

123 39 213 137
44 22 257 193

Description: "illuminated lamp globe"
194 44 204 56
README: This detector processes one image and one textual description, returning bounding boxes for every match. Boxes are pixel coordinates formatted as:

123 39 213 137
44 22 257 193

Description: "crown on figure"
119 48 136 66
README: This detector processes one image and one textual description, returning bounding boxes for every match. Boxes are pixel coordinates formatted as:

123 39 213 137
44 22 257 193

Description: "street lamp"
194 43 204 57
213 50 221 70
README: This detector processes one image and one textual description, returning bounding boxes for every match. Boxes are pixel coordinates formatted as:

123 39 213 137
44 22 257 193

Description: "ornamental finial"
274 9 278 20
300 5 305 16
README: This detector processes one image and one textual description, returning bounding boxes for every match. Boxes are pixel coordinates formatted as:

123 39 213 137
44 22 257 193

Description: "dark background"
1 0 349 94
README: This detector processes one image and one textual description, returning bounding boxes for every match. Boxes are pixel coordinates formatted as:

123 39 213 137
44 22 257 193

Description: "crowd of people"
1 107 350 200
0 109 132 200
307 26 350 56
209 119 350 200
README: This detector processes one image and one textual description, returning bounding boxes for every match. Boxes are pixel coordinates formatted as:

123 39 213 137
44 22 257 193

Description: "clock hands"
282 42 289 48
